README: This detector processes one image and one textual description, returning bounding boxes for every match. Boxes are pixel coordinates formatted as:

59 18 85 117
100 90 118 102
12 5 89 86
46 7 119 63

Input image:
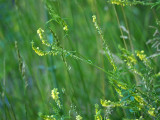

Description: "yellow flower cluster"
124 54 137 69
115 87 123 97
63 25 68 31
92 15 99 30
134 95 145 106
108 0 132 6
100 99 111 107
101 99 112 107
128 54 137 64
43 115 56 120
33 28 73 57
51 88 61 108
117 83 127 90
37 28 44 39
37 28 51 46
114 82 127 97
136 50 146 60
92 15 96 23
148 107 155 117
95 104 102 120
31 42 45 56
51 88 59 100
136 50 152 68
76 115 83 120
100 99 120 107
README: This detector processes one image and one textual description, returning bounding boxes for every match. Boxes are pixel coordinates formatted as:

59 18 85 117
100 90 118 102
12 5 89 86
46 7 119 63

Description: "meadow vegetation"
0 0 160 120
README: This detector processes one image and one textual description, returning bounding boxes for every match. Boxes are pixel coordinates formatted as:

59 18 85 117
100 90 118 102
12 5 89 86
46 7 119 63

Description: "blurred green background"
0 0 160 119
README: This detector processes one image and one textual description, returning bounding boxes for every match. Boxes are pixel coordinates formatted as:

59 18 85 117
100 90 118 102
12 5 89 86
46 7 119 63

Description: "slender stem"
113 5 128 50
121 7 134 52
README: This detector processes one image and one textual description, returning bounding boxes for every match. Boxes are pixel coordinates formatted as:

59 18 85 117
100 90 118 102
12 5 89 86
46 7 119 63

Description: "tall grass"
0 0 160 119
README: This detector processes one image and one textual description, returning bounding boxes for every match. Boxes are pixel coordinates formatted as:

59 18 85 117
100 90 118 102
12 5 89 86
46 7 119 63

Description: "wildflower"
115 87 123 97
63 25 68 31
37 28 44 33
134 95 145 105
148 108 155 117
32 42 45 56
108 0 132 6
136 50 146 61
117 83 127 90
92 15 96 22
100 99 114 107
37 28 51 46
95 104 102 120
128 54 136 64
44 116 56 120
51 88 59 100
136 50 152 68
37 28 44 39
51 88 61 108
76 115 83 120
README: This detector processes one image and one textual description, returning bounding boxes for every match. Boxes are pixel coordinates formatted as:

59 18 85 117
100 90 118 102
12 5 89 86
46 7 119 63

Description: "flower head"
63 25 68 31
51 88 61 108
136 50 146 60
37 28 44 39
148 108 155 117
92 15 96 23
51 88 59 100
76 115 83 120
